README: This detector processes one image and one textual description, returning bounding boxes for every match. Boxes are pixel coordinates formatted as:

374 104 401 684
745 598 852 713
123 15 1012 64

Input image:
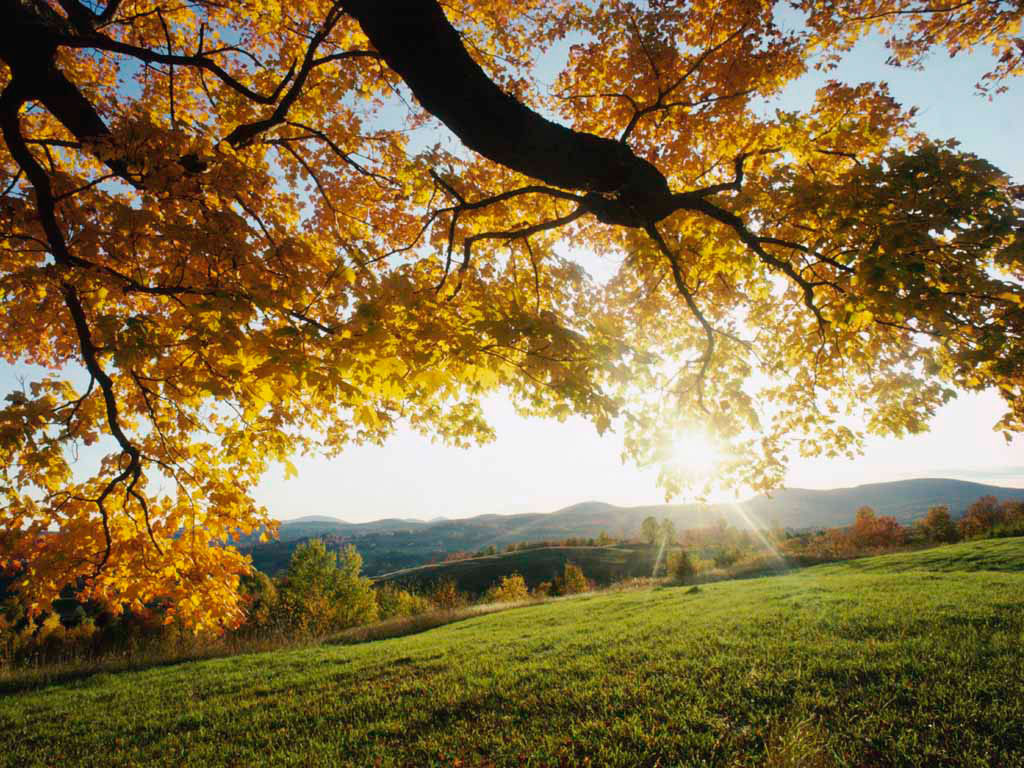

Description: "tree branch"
646 223 715 413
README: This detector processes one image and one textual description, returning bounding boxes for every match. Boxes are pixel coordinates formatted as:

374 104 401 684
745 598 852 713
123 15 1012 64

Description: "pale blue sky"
3 33 1021 522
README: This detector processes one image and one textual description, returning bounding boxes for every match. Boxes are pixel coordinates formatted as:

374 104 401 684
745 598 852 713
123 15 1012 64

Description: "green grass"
817 536 1024 574
4 538 1024 767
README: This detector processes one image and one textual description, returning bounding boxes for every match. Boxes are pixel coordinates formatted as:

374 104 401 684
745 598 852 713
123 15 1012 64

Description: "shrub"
375 584 432 619
427 577 468 611
484 574 529 603
668 550 696 584
558 563 588 595
532 581 553 598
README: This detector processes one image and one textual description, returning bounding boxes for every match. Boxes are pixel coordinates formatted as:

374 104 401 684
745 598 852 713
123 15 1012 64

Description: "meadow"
2 538 1023 767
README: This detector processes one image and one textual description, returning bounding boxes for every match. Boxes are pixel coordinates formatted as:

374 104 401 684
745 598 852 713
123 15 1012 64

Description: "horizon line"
275 472 1024 524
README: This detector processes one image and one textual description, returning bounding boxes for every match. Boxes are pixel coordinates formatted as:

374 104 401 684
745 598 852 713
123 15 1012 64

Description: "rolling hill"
375 545 658 594
247 477 1024 575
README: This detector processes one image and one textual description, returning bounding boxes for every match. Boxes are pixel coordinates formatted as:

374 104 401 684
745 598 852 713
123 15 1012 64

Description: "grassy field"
820 536 1024 574
3 538 1024 767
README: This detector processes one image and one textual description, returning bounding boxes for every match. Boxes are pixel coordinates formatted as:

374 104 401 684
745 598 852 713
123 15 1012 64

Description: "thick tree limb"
339 0 676 226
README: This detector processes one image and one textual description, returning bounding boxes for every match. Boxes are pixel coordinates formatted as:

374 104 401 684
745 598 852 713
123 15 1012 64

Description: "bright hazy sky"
3 33 1022 522
256 37 1024 522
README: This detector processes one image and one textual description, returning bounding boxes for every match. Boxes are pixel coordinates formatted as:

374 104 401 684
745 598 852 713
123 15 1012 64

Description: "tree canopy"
1 0 1022 627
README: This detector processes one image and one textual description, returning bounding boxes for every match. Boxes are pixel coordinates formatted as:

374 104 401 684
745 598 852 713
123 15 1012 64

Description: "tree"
484 573 529 603
558 562 588 595
850 505 905 550
532 581 553 598
668 550 696 585
237 569 280 632
641 516 660 547
427 577 466 611
1002 501 1024 532
659 518 676 549
958 495 1005 539
2 0 1022 626
919 505 959 544
375 582 431 619
850 506 878 550
279 540 377 635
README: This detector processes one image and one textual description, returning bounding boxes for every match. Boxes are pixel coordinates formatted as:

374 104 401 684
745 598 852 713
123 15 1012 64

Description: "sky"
255 35 1024 522
3 29 1022 523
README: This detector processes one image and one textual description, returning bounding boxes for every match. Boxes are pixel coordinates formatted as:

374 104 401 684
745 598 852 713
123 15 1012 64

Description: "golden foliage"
0 0 1021 625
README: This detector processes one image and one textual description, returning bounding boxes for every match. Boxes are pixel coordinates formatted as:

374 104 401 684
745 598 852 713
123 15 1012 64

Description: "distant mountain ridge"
250 478 1024 575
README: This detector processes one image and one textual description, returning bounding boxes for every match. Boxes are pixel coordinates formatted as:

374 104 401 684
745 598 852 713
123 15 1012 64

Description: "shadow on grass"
326 602 530 646
0 601 548 695
0 635 321 696
0 576 741 695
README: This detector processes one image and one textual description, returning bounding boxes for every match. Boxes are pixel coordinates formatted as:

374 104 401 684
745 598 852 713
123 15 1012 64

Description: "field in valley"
3 538 1024 767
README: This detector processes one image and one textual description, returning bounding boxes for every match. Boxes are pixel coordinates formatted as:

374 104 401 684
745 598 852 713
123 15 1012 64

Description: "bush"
427 577 468 611
484 574 529 603
668 550 696 584
375 584 432 619
557 563 588 595
532 581 553 598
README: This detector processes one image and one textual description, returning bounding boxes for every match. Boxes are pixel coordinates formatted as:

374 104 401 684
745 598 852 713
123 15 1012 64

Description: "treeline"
784 495 1024 561
639 495 1024 584
0 539 593 670
437 532 620 563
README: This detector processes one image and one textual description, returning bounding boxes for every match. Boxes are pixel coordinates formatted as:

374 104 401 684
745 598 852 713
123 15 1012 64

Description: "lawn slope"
3 538 1024 767
819 536 1024 574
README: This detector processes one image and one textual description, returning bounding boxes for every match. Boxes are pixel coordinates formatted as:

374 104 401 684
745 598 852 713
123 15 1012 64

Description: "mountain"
248 478 1024 575
241 516 429 545
742 479 1024 527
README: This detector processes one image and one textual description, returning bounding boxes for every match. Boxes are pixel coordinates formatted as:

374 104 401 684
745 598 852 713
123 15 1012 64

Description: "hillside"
241 516 430 545
4 538 1024 767
375 545 658 594
743 478 1024 527
249 477 1024 575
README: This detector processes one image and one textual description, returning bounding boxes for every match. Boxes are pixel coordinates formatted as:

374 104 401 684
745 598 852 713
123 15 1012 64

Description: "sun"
669 432 722 476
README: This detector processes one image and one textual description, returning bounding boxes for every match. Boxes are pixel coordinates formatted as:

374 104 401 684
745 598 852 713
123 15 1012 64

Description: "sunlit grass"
3 538 1024 767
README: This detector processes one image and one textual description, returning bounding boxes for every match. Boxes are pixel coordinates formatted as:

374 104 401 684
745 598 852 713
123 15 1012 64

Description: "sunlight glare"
670 432 722 476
